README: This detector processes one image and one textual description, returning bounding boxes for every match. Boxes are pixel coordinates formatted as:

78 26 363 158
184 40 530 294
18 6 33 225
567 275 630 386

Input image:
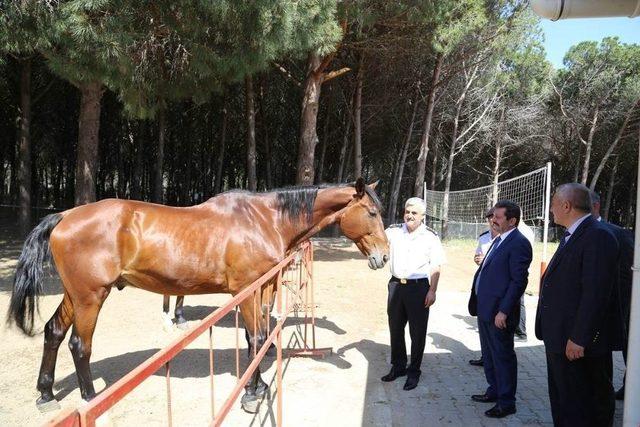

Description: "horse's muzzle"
368 253 388 270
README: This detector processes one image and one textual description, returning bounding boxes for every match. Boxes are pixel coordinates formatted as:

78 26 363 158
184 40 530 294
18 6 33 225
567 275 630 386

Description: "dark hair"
493 200 521 226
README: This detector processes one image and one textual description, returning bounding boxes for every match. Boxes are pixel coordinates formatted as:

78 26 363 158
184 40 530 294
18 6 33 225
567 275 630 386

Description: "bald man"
535 183 618 427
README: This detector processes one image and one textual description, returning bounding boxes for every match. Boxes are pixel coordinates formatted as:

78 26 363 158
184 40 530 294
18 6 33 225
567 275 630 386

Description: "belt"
391 276 429 285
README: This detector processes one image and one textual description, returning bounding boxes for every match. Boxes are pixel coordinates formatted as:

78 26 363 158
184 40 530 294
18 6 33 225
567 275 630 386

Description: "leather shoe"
403 376 419 391
485 405 516 418
381 369 406 382
616 386 625 401
471 393 497 403
469 358 484 367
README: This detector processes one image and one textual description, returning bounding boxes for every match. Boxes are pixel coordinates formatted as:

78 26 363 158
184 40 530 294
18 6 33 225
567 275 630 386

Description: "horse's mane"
219 182 383 225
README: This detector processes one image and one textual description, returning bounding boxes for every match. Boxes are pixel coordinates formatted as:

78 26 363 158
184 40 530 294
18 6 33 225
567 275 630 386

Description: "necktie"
475 236 501 294
558 230 571 251
481 236 502 269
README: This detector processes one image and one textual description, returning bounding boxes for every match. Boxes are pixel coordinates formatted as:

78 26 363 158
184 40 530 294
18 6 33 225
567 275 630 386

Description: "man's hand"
474 254 484 265
565 339 585 361
424 289 436 308
494 311 507 329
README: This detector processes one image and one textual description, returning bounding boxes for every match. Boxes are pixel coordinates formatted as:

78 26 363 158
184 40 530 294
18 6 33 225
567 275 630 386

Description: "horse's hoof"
255 379 269 398
266 342 276 357
241 393 261 414
36 397 61 413
161 313 174 331
176 320 189 330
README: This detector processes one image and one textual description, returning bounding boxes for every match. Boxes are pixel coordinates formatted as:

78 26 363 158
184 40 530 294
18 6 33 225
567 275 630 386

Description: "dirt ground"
0 236 553 426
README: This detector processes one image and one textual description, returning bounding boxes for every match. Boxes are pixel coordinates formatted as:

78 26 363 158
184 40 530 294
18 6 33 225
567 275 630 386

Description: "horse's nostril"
383 255 389 263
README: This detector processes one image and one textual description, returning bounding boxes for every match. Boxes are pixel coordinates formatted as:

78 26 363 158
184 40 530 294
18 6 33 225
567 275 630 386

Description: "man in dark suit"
536 183 618 426
590 190 634 400
468 200 533 418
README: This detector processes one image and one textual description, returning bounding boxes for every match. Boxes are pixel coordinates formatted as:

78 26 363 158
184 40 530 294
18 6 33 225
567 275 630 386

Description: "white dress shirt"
385 223 445 279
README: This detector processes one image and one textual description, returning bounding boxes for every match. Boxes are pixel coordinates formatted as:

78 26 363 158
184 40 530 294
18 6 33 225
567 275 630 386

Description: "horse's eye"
369 210 378 217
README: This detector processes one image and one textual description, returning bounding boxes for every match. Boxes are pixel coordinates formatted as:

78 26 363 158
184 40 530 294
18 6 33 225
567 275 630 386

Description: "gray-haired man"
381 197 445 390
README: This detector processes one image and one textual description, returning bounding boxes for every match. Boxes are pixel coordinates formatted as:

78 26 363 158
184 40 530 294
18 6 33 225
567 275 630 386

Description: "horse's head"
338 178 389 270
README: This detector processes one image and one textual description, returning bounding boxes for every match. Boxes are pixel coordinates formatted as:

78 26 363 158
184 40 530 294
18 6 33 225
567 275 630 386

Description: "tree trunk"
75 82 103 206
491 108 506 206
131 121 144 200
297 52 323 185
337 97 353 183
316 98 331 184
430 137 439 190
580 106 599 185
258 80 273 189
603 157 618 221
572 134 581 183
352 54 364 178
388 88 420 224
491 138 502 206
17 58 32 236
413 53 443 196
245 76 257 191
590 98 640 190
153 106 166 203
441 92 465 240
214 96 228 195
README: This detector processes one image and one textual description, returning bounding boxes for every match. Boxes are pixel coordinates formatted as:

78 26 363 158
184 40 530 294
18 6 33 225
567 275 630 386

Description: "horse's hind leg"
68 288 110 401
174 296 187 329
36 292 74 409
162 295 173 329
238 296 269 413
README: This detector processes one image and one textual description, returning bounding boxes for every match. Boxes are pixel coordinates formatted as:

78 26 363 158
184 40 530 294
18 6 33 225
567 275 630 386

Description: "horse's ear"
368 180 380 190
355 177 366 198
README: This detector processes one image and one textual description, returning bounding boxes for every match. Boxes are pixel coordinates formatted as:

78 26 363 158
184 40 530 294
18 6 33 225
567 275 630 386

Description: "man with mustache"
381 197 445 391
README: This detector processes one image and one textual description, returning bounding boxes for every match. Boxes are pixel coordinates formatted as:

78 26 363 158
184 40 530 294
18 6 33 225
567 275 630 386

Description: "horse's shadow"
53 316 352 402
182 305 348 337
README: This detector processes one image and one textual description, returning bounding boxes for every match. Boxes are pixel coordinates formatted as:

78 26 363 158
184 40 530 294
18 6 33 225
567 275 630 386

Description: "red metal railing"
45 241 320 427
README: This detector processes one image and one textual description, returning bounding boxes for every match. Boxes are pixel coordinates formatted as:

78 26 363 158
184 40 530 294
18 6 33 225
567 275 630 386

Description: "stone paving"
343 292 625 427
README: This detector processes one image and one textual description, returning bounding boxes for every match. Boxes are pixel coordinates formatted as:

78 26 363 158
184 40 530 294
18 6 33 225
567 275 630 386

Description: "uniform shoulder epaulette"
478 230 490 238
388 223 403 229
425 225 438 236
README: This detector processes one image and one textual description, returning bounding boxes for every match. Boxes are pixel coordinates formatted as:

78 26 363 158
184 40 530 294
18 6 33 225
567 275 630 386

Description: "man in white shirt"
381 197 445 391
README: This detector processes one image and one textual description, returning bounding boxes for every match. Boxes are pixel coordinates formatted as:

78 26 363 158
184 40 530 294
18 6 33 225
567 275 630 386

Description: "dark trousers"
387 278 430 378
517 295 527 334
478 316 518 409
546 351 614 427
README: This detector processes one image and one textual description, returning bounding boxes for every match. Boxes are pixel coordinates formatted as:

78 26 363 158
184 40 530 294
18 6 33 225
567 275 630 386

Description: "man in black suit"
590 190 634 400
468 200 532 418
536 183 618 426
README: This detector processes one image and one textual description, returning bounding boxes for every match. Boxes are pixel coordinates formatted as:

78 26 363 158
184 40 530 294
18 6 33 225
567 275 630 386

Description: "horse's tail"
8 213 64 336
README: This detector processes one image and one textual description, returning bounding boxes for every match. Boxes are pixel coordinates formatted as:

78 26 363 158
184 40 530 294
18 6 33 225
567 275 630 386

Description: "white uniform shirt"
476 230 493 256
385 223 445 279
518 222 535 246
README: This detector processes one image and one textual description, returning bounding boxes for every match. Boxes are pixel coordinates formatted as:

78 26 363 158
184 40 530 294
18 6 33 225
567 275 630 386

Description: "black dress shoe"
469 358 484 367
485 405 516 418
381 369 407 382
403 376 419 391
616 386 625 401
471 393 497 403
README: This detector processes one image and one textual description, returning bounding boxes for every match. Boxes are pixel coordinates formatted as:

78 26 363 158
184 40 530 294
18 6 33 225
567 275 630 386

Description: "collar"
566 213 592 236
402 223 426 234
498 227 516 242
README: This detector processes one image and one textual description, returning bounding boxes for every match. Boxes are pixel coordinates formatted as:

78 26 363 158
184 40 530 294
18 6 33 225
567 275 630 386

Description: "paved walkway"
347 292 625 427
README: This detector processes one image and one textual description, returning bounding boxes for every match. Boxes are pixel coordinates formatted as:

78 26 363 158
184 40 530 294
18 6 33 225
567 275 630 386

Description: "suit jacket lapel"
544 216 594 278
482 229 518 270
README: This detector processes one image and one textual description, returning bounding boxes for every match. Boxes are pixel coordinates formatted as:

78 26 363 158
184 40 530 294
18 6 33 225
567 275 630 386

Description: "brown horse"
8 179 388 412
